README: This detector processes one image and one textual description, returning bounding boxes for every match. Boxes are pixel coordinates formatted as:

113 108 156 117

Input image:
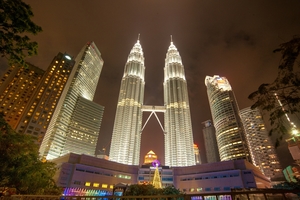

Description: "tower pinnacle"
109 37 145 165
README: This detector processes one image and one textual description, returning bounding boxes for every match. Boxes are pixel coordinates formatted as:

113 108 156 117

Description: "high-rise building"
109 39 195 166
164 41 195 167
16 53 75 144
205 75 251 162
39 42 104 160
0 64 45 129
194 144 201 164
202 120 220 163
63 96 104 155
109 39 145 165
240 107 283 181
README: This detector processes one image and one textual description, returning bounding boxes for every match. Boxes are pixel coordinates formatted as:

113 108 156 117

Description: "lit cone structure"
152 164 162 189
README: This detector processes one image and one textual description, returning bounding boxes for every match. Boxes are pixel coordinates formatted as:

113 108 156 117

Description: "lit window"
93 183 99 187
110 185 114 189
85 182 91 186
102 184 108 188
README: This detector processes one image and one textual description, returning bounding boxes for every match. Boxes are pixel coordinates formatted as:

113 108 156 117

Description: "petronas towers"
109 38 195 167
109 40 145 165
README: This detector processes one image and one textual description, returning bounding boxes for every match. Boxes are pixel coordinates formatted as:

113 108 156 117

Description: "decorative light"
65 55 72 60
291 128 299 135
152 160 160 167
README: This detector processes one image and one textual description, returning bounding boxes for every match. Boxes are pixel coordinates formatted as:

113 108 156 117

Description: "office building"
240 107 283 181
63 96 104 155
52 153 271 196
0 64 44 129
205 75 251 162
39 42 104 160
16 53 75 144
109 39 145 165
194 144 201 164
164 40 195 167
202 120 220 163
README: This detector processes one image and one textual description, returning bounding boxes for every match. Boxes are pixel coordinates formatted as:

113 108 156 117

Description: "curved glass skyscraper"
164 41 195 166
205 75 251 162
109 39 145 165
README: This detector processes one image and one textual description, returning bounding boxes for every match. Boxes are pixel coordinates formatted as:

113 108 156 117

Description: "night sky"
1 1 300 167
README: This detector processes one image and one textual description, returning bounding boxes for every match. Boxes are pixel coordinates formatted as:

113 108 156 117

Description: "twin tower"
109 39 195 167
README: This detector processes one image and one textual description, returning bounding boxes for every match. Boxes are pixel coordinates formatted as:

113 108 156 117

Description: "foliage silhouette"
0 0 42 66
0 113 61 195
249 35 300 147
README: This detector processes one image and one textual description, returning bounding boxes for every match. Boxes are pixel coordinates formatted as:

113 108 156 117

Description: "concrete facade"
52 153 271 196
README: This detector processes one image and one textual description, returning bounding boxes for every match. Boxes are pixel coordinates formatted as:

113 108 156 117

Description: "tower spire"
164 37 195 167
109 36 145 165
138 33 140 41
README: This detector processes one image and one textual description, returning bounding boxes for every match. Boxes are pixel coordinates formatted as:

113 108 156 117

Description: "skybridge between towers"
109 38 196 166
141 105 166 133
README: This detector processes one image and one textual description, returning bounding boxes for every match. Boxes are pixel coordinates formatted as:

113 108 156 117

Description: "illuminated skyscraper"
109 39 194 167
240 107 283 181
194 144 201 164
0 64 44 129
205 75 251 162
109 39 145 165
16 53 75 144
164 40 195 167
39 42 104 160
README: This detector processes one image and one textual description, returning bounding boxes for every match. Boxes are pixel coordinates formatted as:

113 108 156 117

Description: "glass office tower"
205 75 251 162
40 42 104 160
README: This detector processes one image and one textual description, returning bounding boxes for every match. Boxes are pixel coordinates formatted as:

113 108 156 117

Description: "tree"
0 0 42 66
123 184 183 196
0 113 61 195
248 35 300 146
273 179 300 197
124 184 158 196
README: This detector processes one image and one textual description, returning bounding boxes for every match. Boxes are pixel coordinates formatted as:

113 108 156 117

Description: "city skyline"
1 0 300 167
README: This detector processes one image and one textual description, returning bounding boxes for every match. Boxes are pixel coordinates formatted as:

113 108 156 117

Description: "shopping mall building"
52 153 271 196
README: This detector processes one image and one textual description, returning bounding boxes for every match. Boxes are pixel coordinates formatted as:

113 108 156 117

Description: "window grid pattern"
240 107 283 180
109 40 145 165
0 64 44 129
164 42 195 167
40 42 104 160
15 53 75 145
205 75 251 162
